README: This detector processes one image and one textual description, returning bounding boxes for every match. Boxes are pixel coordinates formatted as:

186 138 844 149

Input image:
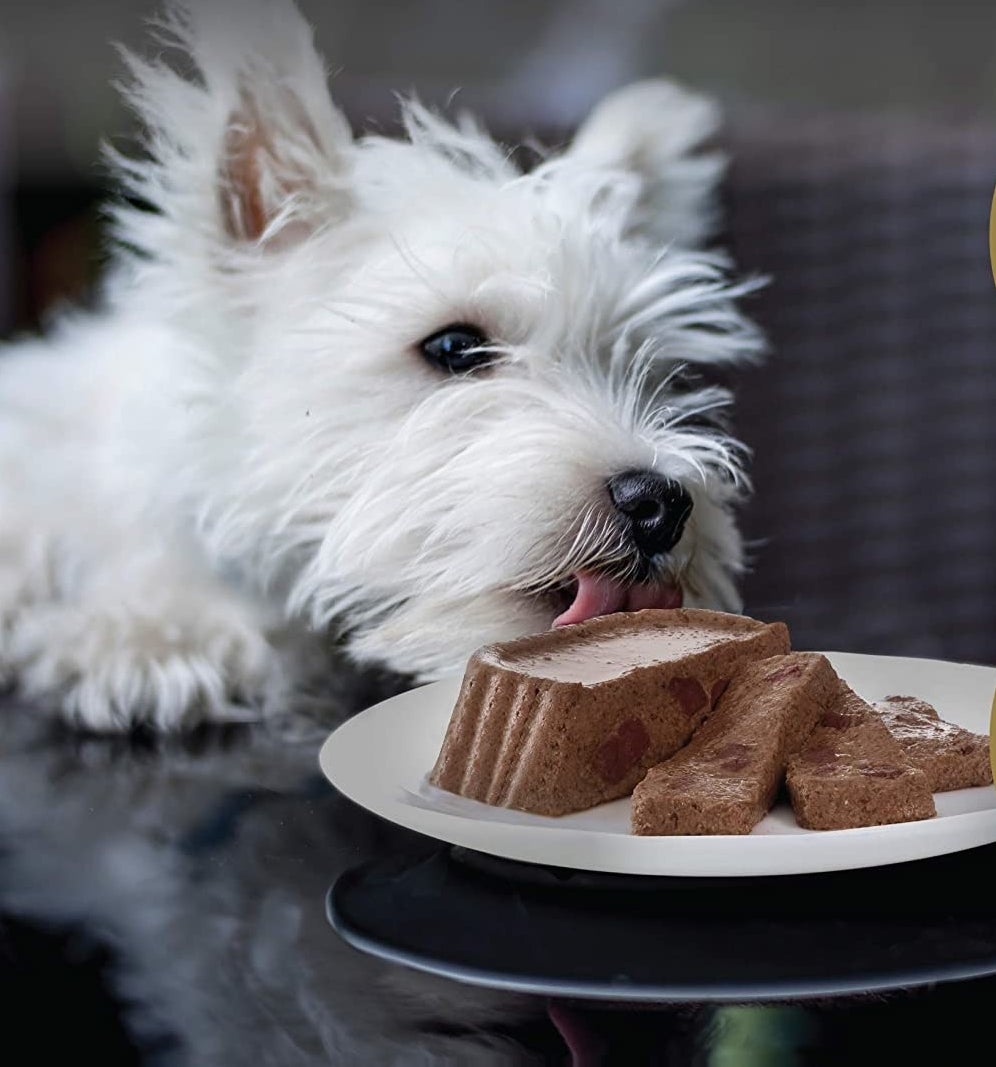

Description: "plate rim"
319 650 996 877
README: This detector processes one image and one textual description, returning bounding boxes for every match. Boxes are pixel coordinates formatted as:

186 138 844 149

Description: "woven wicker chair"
723 107 996 664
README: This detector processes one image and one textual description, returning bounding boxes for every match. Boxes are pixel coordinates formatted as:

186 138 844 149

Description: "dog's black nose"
608 470 693 559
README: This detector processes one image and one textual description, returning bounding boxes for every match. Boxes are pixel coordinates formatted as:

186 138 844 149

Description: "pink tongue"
552 572 628 628
626 582 683 612
552 571 683 628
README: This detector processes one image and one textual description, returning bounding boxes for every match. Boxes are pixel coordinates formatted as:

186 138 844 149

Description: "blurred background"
1 0 994 663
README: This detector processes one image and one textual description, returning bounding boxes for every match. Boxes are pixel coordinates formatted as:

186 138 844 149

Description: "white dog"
0 0 762 731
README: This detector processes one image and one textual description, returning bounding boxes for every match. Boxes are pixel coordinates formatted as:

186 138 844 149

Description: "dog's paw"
6 600 282 731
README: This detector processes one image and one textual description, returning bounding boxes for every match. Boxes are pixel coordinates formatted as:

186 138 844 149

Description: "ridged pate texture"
429 609 790 816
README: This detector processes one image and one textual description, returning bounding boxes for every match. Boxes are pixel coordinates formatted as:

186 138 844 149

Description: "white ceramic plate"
320 651 996 877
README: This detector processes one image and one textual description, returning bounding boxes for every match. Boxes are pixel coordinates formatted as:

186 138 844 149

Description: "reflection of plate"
320 652 996 877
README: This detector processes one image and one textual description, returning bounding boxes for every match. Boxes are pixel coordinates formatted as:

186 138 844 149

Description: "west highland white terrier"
0 0 763 731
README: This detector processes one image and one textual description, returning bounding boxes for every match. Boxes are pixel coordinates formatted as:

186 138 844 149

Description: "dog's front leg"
1 534 284 731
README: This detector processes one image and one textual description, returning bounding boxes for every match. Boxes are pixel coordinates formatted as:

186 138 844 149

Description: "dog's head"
113 0 764 678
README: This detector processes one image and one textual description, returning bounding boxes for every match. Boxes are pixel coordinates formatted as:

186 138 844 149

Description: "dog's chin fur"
0 0 764 731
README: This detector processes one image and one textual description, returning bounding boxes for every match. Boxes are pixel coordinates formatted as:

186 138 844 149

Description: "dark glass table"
1 693 994 1066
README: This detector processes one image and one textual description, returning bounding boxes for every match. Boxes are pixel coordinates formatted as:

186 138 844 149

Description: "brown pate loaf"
631 652 839 835
429 608 790 816
873 695 992 792
787 684 937 830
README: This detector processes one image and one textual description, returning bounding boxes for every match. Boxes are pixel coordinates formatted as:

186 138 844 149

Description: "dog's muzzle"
549 470 690 629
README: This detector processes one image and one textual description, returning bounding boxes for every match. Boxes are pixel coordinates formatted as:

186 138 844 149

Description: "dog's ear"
566 80 725 249
112 0 353 255
219 77 352 248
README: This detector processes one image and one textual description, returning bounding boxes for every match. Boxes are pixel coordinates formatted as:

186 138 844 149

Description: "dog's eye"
419 325 493 374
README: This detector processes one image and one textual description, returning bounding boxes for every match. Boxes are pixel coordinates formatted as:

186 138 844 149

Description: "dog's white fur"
0 0 762 730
